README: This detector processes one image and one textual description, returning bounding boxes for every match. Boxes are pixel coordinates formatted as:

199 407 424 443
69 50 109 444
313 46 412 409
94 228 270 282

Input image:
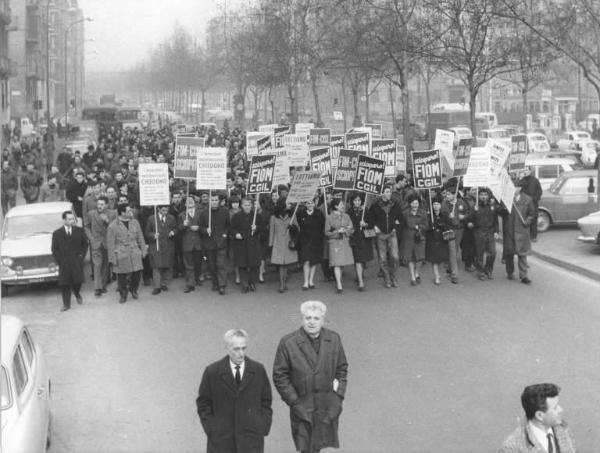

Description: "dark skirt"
350 232 373 264
425 231 449 264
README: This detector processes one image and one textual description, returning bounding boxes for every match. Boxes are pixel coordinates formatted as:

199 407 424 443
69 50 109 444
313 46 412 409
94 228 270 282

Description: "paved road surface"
2 256 599 453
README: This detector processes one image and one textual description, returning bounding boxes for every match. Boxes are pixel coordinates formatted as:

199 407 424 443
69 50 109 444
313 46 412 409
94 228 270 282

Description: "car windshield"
530 135 546 141
576 133 590 139
490 130 509 138
549 175 566 194
3 213 64 239
1 365 11 410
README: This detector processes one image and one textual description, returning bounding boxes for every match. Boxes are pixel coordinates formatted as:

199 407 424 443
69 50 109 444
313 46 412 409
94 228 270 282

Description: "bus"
116 107 143 130
81 106 120 134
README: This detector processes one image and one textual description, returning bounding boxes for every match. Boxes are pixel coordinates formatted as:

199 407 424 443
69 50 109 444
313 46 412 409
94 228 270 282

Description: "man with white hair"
196 329 273 453
273 301 349 453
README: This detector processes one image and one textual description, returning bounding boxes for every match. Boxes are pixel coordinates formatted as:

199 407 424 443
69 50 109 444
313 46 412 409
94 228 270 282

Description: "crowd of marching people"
1 119 542 308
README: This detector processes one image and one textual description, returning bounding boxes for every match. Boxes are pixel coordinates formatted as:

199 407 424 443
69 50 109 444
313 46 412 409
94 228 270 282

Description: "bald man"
273 301 349 453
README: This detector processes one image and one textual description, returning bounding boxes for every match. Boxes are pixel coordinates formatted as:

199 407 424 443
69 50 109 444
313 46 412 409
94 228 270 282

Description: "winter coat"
324 211 354 267
294 208 325 265
84 209 117 250
66 180 87 217
199 207 230 251
498 193 535 257
499 421 576 453
145 214 177 269
179 209 203 252
230 210 264 268
107 218 146 274
40 183 65 202
400 208 429 262
20 170 43 203
273 328 348 452
269 215 298 265
51 226 88 286
369 198 404 234
347 206 374 264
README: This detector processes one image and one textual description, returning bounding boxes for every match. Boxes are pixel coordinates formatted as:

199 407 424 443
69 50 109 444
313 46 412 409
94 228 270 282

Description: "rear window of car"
21 329 35 367
12 347 28 395
1 366 11 409
576 133 590 139
538 165 558 179
530 135 546 142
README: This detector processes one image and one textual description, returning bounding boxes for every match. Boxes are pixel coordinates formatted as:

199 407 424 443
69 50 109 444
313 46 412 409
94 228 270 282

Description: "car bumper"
1 270 59 285
577 234 599 244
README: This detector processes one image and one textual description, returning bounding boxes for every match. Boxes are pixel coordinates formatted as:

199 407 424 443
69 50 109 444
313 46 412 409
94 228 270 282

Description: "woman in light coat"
324 198 354 294
269 199 298 292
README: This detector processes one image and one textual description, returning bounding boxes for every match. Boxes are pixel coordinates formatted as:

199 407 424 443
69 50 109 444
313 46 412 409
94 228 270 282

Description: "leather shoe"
249 283 256 291
60 306 70 312
521 277 532 284
75 294 83 305
184 286 195 293
507 274 514 280
130 290 138 300
94 290 102 297
161 285 168 291
218 287 225 295
302 285 309 291
241 286 249 294
336 288 343 294
119 296 126 304
152 288 161 295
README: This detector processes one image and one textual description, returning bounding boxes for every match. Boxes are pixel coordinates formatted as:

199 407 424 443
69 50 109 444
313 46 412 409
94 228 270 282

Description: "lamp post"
64 16 92 133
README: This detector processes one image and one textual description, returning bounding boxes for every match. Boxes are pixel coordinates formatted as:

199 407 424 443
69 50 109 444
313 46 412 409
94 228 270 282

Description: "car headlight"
1 257 13 267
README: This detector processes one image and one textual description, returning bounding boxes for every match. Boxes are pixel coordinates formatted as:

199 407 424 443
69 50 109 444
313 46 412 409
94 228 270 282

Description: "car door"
558 176 596 222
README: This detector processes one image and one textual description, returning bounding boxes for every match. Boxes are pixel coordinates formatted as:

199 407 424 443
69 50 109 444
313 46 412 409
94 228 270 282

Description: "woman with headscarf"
400 193 429 285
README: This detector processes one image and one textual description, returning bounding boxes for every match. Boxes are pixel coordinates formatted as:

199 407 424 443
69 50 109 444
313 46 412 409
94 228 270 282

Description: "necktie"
235 365 241 386
67 228 71 236
547 433 554 453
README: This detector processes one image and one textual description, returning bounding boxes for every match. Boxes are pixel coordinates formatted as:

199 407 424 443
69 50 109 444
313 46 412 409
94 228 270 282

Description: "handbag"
363 228 376 238
288 239 297 251
442 229 456 241
414 230 423 243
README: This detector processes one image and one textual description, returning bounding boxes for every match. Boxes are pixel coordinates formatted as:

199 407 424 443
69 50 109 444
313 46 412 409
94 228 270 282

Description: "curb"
530 249 600 282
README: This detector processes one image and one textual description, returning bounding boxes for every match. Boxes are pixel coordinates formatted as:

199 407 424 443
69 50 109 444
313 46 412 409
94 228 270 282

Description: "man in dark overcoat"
230 198 264 293
199 193 230 295
179 196 203 293
51 210 88 312
273 301 348 453
145 205 177 294
196 329 273 453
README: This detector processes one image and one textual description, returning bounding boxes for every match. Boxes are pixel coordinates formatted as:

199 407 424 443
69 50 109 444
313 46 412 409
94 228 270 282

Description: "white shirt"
529 421 555 452
230 360 245 380
64 226 72 235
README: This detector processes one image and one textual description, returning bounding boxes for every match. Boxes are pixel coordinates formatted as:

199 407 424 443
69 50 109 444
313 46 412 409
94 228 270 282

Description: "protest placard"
463 147 490 187
258 124 278 135
354 155 385 195
196 148 227 190
283 134 309 166
370 139 397 177
246 155 276 194
309 147 333 187
364 123 383 139
287 171 322 204
488 139 511 180
173 136 206 179
263 150 291 186
509 134 527 172
257 135 273 154
434 129 455 172
330 135 344 169
294 123 314 138
274 125 290 148
334 149 363 190
345 131 371 153
309 128 331 147
396 145 407 174
412 149 442 189
490 168 515 213
246 132 266 158
139 163 170 206
453 138 472 177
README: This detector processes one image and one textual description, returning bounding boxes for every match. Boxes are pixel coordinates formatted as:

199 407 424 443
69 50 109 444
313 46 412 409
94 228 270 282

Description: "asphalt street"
1 255 600 453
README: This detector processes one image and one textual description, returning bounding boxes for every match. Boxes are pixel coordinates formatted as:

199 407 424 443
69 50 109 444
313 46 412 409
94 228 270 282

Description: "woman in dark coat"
294 198 325 290
230 198 265 293
400 194 429 285
425 194 451 285
347 192 373 291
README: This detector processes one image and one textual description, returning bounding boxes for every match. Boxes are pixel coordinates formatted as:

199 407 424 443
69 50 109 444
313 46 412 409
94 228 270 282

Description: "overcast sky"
79 0 223 72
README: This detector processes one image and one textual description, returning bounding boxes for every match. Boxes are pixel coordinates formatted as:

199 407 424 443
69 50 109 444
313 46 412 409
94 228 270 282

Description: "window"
538 165 558 179
12 347 29 395
561 177 590 195
1 366 11 409
21 329 35 367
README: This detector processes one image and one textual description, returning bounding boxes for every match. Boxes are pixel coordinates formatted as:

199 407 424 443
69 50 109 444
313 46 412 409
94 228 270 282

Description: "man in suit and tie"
196 329 273 453
179 196 203 293
51 210 89 312
145 205 177 295
273 301 348 453
499 383 576 453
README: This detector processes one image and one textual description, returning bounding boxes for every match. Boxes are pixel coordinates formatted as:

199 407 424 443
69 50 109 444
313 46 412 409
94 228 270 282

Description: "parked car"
476 128 511 147
574 139 600 168
555 130 592 151
526 132 551 153
449 126 472 146
1 202 77 297
1 314 51 453
537 170 598 232
524 155 575 191
577 210 600 245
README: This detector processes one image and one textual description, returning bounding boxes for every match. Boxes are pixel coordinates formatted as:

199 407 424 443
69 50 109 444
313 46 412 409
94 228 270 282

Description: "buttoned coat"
51 225 88 286
498 193 535 257
199 207 230 250
499 421 576 453
230 210 264 268
269 215 298 265
145 214 177 269
107 218 146 274
273 328 348 452
179 209 203 252
196 356 273 453
84 209 117 250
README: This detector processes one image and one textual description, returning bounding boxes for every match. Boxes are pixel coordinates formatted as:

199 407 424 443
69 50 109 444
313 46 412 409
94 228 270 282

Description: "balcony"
0 2 11 26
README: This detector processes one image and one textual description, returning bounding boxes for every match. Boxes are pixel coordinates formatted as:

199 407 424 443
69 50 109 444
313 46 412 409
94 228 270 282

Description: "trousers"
376 231 399 283
205 248 227 288
61 283 81 308
505 254 528 279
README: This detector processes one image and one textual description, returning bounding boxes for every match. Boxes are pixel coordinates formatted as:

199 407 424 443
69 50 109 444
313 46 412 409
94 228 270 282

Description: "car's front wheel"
537 211 551 233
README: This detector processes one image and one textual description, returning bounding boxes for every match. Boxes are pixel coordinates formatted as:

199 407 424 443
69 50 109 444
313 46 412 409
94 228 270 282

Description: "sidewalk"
528 226 600 281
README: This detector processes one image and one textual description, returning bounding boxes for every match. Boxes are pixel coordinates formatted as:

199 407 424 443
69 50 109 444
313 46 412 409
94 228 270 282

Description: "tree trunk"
521 80 529 133
389 80 397 139
469 86 478 139
351 77 361 127
201 90 206 123
365 78 370 123
310 70 323 127
342 77 348 132
269 85 276 123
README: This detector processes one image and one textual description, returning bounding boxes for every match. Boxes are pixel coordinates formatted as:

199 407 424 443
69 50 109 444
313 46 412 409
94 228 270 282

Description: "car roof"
561 169 598 177
5 201 73 219
524 156 574 165
1 315 25 363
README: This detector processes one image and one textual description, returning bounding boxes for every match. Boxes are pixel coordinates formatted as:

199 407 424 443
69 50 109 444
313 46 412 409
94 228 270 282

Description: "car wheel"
1 284 7 297
537 211 551 233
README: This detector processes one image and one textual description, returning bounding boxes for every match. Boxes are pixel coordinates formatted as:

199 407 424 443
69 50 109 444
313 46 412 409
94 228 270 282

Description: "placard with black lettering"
370 139 397 177
334 148 363 190
246 155 276 194
509 134 527 172
354 155 385 195
412 149 442 189
174 136 206 179
345 131 371 153
274 125 290 148
453 138 472 177
309 128 331 147
330 134 344 169
309 147 333 187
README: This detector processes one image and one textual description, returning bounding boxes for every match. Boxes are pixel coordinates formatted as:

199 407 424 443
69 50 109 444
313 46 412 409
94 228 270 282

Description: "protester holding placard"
269 199 298 293
231 198 264 293
347 193 374 291
179 196 203 293
400 194 429 286
467 189 499 281
425 194 451 285
145 205 177 295
294 198 326 290
199 193 231 295
324 198 354 294
441 185 470 284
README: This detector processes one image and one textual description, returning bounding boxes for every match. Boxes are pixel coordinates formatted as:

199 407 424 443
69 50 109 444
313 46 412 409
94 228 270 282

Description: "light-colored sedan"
1 315 51 453
1 202 75 297
526 132 551 153
577 210 600 245
575 139 600 168
555 130 592 152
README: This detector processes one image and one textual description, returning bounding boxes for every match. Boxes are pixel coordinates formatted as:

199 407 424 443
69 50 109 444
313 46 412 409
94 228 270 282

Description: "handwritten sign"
174 136 206 179
196 148 227 190
139 163 170 206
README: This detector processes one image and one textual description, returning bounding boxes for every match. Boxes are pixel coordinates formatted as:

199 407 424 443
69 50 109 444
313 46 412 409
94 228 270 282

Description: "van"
9 117 34 137
524 155 575 191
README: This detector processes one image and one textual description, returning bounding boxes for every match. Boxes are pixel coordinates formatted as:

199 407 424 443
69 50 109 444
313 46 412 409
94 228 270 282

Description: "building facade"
1 0 12 149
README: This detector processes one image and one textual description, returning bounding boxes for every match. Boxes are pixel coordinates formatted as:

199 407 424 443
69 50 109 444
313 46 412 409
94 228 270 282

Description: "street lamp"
64 16 92 133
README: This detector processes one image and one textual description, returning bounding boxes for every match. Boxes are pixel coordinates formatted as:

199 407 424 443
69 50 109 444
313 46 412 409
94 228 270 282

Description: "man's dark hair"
62 210 73 219
395 174 406 183
117 203 129 216
97 196 109 205
330 198 343 211
521 383 560 420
